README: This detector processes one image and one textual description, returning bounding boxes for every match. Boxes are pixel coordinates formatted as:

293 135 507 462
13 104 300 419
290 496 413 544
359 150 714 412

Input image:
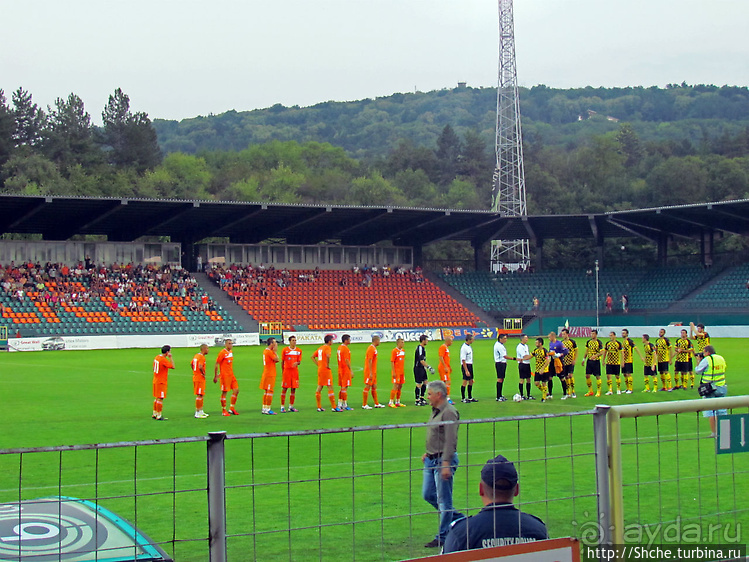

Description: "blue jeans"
422 453 464 541
702 384 728 417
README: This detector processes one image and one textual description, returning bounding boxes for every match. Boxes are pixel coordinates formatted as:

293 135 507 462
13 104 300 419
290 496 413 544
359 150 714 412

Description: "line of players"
505 322 710 403
150 322 710 418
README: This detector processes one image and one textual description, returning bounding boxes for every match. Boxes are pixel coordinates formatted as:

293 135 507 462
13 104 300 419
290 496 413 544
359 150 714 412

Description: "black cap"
481 455 518 490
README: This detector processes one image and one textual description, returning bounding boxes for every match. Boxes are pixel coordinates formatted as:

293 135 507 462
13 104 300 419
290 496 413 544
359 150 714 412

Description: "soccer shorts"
413 367 428 384
585 360 601 377
621 362 633 375
221 375 239 392
438 368 450 382
392 373 405 385
317 370 333 387
153 381 167 399
687 359 693 371
282 369 299 389
657 361 670 374
674 361 690 373
495 362 507 380
644 365 656 377
462 364 474 381
338 370 352 388
518 363 531 379
364 373 377 386
605 364 621 376
534 372 549 382
193 378 206 396
259 374 276 391
564 364 575 377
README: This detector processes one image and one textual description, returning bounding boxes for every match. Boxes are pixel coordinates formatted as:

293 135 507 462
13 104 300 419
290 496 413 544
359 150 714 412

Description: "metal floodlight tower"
490 0 530 272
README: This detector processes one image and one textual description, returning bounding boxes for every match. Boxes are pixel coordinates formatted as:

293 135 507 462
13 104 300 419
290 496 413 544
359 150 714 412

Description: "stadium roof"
1 195 748 247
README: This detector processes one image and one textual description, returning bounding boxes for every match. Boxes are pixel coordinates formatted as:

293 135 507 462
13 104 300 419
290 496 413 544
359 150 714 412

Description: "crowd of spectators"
206 262 425 300
1 260 216 313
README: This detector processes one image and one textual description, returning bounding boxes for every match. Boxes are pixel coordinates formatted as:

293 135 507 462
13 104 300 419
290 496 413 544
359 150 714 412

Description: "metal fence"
1 398 747 561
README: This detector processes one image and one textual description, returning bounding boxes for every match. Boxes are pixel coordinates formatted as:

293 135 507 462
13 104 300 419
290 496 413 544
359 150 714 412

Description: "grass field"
2 338 748 561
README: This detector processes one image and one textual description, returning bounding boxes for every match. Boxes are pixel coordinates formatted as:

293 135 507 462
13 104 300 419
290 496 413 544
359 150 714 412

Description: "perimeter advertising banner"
0 496 171 561
284 328 443 346
8 332 260 352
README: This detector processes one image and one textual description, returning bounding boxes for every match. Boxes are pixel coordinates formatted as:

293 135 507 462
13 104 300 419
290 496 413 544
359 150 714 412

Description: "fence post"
207 431 227 562
592 405 611 550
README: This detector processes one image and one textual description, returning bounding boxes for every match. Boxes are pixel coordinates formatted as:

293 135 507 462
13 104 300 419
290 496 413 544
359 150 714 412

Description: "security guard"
694 345 727 437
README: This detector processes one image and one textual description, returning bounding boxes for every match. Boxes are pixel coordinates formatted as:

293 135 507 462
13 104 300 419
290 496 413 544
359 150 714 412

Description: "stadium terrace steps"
440 265 738 315
423 270 497 326
210 267 482 331
676 262 749 309
193 271 255 332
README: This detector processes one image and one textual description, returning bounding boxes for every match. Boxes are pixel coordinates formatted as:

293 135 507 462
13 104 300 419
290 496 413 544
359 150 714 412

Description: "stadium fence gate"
0 397 747 562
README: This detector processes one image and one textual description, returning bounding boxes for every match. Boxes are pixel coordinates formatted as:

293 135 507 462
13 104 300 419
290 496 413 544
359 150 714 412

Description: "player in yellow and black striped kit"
655 328 673 391
690 322 710 360
532 337 551 402
641 334 657 392
603 332 623 395
560 328 577 398
583 330 603 397
620 328 642 394
674 328 694 389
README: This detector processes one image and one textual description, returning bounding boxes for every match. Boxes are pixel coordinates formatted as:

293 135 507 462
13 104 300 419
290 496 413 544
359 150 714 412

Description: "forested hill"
153 84 749 159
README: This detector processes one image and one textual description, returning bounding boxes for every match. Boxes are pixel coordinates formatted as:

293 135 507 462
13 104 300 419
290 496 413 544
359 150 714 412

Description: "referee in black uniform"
414 334 429 405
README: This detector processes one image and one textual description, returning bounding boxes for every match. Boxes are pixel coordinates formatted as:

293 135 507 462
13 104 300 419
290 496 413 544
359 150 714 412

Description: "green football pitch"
2 338 747 561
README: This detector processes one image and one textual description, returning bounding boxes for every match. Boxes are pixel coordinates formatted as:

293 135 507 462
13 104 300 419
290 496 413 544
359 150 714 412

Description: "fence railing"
1 398 747 561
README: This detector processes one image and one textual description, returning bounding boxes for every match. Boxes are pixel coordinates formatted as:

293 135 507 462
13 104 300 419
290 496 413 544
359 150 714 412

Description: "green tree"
347 173 407 206
12 88 45 148
138 152 212 199
1 153 66 195
0 90 14 170
616 123 643 168
44 93 102 170
101 88 161 173
435 124 462 186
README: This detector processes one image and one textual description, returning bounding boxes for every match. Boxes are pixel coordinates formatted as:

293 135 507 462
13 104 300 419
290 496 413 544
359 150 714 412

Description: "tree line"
1 84 748 268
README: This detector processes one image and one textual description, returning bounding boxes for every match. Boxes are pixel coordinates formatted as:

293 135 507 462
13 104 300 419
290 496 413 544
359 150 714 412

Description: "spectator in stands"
532 296 539 312
605 293 613 313
443 455 548 553
621 294 629 313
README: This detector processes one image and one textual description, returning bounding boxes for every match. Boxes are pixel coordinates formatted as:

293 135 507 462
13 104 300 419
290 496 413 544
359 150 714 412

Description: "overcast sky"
2 0 747 122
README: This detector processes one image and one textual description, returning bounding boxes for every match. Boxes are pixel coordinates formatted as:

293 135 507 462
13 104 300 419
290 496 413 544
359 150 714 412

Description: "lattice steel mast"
490 0 530 272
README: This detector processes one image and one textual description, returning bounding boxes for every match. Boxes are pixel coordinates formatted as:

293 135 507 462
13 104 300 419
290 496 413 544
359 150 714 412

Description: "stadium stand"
207 264 483 330
1 262 240 337
682 262 749 309
439 266 728 314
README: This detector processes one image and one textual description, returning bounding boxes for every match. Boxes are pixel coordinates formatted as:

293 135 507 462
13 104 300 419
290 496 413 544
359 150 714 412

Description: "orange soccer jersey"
259 347 279 391
391 347 406 384
281 346 302 389
364 344 378 385
315 344 333 386
191 353 206 395
216 348 237 391
260 348 278 390
337 345 352 387
438 344 451 381
153 355 173 399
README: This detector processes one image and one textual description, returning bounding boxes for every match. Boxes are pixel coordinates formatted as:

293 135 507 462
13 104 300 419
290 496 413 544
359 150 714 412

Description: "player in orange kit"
313 334 341 412
389 337 407 408
152 345 175 421
214 338 240 416
191 343 210 418
280 335 302 413
438 336 454 404
363 335 385 409
259 338 280 415
337 334 354 410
